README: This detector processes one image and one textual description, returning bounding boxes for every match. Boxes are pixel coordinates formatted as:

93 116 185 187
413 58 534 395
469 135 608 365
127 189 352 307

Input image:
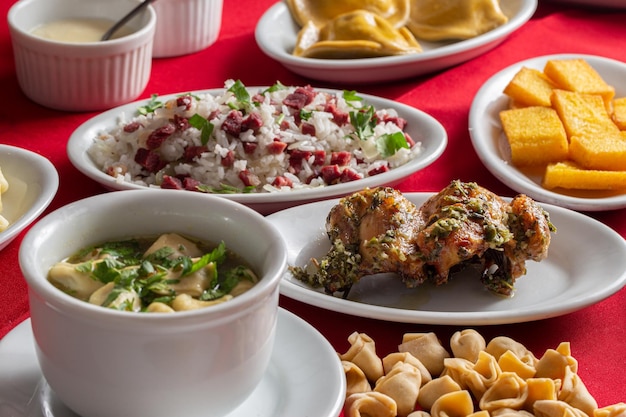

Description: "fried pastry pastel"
294 10 422 59
286 0 411 28
407 0 508 41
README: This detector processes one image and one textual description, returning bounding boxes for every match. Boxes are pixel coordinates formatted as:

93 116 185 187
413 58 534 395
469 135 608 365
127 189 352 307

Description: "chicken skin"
290 181 555 297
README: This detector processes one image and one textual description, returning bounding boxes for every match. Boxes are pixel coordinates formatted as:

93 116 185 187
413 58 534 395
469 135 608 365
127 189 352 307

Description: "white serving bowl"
19 190 288 417
0 145 59 251
153 0 223 58
8 0 156 111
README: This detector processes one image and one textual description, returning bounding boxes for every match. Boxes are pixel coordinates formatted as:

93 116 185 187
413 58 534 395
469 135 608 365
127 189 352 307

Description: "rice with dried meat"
88 80 422 193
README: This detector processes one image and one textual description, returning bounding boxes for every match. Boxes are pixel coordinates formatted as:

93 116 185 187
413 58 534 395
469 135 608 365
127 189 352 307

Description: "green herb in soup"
47 233 258 312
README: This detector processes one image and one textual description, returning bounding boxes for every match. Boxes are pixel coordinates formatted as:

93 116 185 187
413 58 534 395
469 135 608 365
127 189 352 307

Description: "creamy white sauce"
31 18 134 42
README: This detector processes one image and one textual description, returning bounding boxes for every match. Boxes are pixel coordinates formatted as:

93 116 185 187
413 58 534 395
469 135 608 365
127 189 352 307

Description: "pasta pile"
0 167 9 232
338 330 625 417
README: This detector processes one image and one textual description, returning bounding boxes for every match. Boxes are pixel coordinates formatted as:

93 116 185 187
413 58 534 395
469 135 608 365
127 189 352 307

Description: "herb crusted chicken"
290 180 555 297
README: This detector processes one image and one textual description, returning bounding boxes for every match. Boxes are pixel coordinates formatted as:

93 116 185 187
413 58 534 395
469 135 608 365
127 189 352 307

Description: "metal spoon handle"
101 0 157 41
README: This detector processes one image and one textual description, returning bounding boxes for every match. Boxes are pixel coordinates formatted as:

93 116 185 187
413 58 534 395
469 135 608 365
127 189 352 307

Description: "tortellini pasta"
47 233 258 312
338 330 618 417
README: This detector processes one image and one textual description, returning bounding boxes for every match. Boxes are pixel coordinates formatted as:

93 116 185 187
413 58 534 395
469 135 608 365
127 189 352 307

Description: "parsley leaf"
349 105 376 141
300 109 313 121
188 113 214 145
376 132 410 157
227 80 252 111
137 94 164 115
343 90 364 107
263 81 287 94
196 183 256 194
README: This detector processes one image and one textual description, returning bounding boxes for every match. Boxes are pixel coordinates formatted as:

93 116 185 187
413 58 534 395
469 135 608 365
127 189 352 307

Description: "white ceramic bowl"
18 190 288 417
153 0 223 58
8 0 156 111
0 145 59 251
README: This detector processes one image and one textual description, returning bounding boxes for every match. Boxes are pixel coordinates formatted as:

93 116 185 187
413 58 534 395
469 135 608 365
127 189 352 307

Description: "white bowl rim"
19 189 288 325
0 145 59 251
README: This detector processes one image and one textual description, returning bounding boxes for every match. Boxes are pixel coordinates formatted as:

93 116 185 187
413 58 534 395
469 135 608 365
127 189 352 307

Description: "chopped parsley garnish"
349 105 377 141
300 109 313 121
227 80 252 111
343 90 364 107
137 94 164 115
196 183 256 194
263 81 287 94
188 113 214 145
60 236 255 312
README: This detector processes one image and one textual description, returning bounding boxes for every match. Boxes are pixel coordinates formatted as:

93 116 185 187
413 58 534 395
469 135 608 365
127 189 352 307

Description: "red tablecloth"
1 0 625 414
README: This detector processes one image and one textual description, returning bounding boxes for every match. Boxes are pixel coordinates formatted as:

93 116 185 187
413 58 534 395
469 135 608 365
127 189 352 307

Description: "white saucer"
0 309 345 417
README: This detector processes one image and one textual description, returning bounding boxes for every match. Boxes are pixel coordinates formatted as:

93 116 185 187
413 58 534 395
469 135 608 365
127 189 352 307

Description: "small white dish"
0 145 58 251
8 0 155 111
266 193 626 325
254 0 537 84
67 88 447 215
469 54 626 212
0 309 345 417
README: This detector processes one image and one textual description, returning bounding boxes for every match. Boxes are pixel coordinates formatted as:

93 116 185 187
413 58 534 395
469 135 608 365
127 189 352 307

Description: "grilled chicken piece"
293 187 425 294
291 181 555 297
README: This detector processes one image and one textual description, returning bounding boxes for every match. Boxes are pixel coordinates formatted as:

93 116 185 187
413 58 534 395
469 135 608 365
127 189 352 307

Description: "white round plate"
0 308 345 417
0 145 59 251
254 0 537 84
67 87 447 215
469 54 626 212
266 193 626 325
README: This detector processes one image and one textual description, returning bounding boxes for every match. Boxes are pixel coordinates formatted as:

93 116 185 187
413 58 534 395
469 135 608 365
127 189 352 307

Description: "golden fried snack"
407 0 508 41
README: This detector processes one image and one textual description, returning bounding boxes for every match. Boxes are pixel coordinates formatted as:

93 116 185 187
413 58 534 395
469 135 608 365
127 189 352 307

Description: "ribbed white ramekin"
8 0 156 112
153 0 223 58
